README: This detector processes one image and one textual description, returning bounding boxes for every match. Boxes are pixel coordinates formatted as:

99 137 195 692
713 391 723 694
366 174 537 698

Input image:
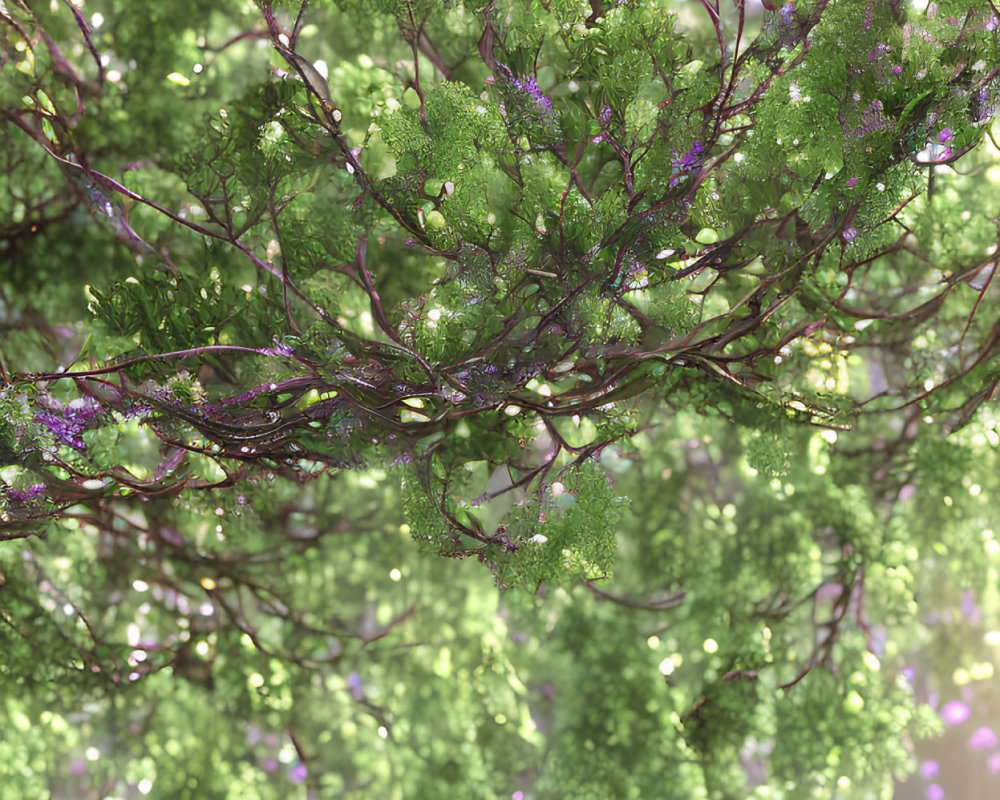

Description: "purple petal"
941 700 971 725
920 760 939 779
960 590 981 623
969 727 998 750
926 785 944 800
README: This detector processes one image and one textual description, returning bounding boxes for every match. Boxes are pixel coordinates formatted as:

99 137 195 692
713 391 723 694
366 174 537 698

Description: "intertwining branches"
2 0 999 589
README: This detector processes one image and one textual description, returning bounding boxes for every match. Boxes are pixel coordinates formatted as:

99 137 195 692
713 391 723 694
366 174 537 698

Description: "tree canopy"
2 0 1000 798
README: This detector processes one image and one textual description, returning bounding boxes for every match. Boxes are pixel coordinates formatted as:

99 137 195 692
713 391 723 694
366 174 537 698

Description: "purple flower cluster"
971 87 997 124
5 483 46 503
868 43 893 62
849 99 889 138
676 141 703 169
498 65 553 112
670 141 703 187
35 397 102 451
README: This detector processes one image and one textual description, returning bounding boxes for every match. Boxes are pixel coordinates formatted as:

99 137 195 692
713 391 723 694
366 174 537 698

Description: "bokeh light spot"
940 700 970 725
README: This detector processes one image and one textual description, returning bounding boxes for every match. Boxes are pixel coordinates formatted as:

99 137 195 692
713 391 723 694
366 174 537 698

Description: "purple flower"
868 43 893 62
670 141 703 186
842 227 859 243
5 483 46 502
850 99 889 139
960 590 981 623
938 128 954 143
498 65 553 112
971 88 997 123
676 141 703 170
892 65 902 75
846 177 858 188
863 4 873 30
263 759 279 772
348 671 365 700
926 785 944 800
988 751 1000 775
35 398 102 451
920 760 940 779
969 727 998 750
940 700 971 725
289 764 308 783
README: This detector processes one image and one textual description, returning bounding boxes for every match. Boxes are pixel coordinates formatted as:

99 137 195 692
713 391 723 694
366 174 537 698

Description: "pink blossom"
940 700 970 725
969 726 998 750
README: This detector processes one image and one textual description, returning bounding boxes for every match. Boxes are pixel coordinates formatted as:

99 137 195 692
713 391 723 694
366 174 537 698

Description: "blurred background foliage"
2 1 1000 798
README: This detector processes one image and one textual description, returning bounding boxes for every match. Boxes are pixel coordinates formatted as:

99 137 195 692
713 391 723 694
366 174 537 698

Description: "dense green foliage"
2 0 1000 797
